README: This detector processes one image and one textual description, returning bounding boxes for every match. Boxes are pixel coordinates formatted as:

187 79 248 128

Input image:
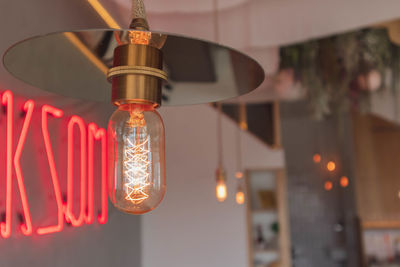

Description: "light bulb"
216 167 227 202
313 153 321 163
216 180 227 202
327 161 336 172
340 176 349 188
324 181 333 191
235 171 243 179
108 103 165 214
236 191 245 205
236 182 245 205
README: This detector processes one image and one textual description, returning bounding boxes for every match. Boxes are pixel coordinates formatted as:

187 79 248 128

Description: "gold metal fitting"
129 18 149 31
107 44 166 107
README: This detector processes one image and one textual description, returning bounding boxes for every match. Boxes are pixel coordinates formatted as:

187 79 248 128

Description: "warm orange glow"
87 0 121 29
236 191 245 205
340 176 349 188
235 171 243 179
325 181 333 191
239 121 248 131
313 153 321 163
124 111 151 204
216 181 227 202
129 31 151 45
327 161 336 172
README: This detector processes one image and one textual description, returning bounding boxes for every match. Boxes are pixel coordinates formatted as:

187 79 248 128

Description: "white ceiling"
114 0 400 47
1 0 400 103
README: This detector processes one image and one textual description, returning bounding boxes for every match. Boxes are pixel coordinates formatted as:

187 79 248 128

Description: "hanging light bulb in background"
235 103 246 204
327 161 336 172
216 167 227 202
313 153 321 163
236 185 245 205
215 102 227 202
340 176 349 188
235 103 246 180
235 172 244 179
324 181 333 191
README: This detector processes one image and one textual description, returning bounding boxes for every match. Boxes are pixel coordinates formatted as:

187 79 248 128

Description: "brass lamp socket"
107 43 166 107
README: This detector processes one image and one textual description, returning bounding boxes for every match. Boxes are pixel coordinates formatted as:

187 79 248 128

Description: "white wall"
142 104 284 267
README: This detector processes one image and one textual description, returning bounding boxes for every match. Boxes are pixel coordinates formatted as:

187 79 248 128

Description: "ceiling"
1 0 400 104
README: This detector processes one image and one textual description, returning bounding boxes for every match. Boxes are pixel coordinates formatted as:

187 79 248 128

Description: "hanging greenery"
279 28 395 119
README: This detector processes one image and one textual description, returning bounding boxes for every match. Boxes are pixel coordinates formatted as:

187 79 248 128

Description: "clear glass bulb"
108 103 166 214
235 171 243 179
216 167 227 202
236 188 245 205
216 180 227 202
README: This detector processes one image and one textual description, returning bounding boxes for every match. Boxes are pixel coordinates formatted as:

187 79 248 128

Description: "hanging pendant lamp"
3 0 264 214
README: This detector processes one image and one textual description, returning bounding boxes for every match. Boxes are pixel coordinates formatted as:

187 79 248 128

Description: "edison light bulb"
235 171 243 179
236 191 245 205
216 181 227 202
236 181 245 204
108 103 165 214
216 167 227 202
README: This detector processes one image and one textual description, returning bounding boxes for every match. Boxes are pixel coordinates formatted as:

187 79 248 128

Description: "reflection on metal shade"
3 29 264 106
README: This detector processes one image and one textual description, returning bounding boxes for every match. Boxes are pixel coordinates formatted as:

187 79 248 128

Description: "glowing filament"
123 117 151 204
129 31 151 45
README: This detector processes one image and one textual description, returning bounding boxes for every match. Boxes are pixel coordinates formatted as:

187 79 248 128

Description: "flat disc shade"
3 30 265 105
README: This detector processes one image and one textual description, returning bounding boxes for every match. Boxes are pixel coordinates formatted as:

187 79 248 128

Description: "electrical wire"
217 102 223 168
131 0 147 20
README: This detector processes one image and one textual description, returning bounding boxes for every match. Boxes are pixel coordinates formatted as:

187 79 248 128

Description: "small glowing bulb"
235 171 243 179
108 103 166 214
236 183 245 205
216 167 227 202
313 153 321 163
325 181 333 191
236 191 245 205
340 176 349 188
327 161 336 172
216 181 227 202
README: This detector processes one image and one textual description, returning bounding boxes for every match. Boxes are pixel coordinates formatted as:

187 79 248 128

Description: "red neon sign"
1 91 13 238
66 116 87 227
87 123 107 225
0 90 108 238
36 105 65 235
14 100 34 236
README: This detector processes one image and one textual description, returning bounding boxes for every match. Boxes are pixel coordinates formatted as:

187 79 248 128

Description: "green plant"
280 28 394 119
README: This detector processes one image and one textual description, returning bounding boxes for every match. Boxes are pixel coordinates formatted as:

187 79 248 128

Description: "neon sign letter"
0 90 108 238
65 116 87 227
1 91 13 238
14 100 35 236
36 105 65 235
87 123 108 224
